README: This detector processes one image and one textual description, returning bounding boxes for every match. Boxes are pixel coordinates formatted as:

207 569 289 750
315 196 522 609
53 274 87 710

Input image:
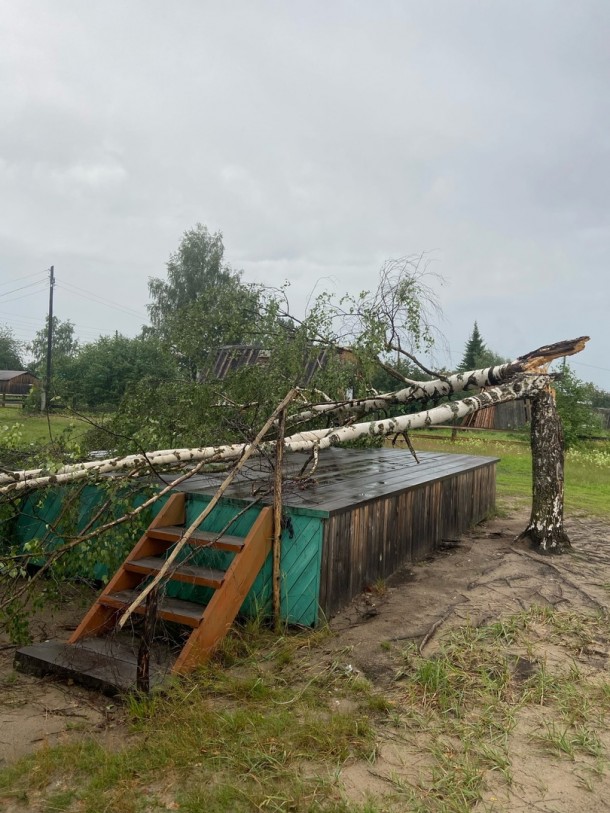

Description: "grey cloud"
0 0 608 384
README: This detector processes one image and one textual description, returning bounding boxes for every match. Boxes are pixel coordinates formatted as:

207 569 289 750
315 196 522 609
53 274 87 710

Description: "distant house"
0 370 40 395
594 408 610 430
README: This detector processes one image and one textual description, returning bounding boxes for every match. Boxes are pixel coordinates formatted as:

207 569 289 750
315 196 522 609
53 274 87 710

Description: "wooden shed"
197 344 356 387
0 370 39 395
14 448 498 626
162 448 498 621
461 398 530 431
14 448 498 691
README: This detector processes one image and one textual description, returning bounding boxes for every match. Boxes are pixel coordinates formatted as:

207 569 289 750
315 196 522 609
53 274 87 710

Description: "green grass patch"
0 629 379 813
385 607 610 811
0 407 90 447
411 433 610 518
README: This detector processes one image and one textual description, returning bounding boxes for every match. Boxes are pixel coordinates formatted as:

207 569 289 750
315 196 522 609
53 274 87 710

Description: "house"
0 370 40 397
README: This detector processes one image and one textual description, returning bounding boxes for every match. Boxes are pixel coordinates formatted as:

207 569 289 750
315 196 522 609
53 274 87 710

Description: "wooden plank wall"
319 461 497 618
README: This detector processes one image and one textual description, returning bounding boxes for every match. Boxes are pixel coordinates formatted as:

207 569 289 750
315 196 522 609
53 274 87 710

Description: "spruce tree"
459 322 487 371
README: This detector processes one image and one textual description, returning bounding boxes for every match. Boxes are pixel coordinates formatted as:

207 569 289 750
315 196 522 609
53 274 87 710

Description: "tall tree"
553 364 599 447
69 333 180 410
147 224 261 377
458 322 507 371
459 322 486 370
28 318 79 401
0 325 23 370
28 317 79 378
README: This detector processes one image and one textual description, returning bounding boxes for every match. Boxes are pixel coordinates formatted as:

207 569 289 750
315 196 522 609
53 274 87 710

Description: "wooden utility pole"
41 266 55 412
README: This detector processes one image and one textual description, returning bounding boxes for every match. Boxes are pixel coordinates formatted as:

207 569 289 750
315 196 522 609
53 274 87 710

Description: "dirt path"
0 586 123 765
330 508 610 682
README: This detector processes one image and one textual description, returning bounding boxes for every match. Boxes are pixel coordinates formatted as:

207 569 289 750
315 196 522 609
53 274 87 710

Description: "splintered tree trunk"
517 388 571 554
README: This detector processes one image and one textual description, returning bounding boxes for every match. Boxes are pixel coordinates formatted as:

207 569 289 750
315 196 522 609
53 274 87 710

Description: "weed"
533 721 577 758
372 578 387 597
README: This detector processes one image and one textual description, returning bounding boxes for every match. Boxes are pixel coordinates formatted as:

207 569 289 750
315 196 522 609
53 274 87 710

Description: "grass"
0 407 90 447
381 607 610 812
410 431 610 518
0 626 381 813
3 608 609 812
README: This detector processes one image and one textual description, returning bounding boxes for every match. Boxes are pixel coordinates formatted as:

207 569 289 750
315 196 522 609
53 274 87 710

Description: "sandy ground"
332 506 610 812
1 506 610 811
0 586 123 764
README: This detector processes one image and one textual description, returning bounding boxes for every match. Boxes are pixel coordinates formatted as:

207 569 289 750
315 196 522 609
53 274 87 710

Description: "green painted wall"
165 495 324 626
12 486 325 627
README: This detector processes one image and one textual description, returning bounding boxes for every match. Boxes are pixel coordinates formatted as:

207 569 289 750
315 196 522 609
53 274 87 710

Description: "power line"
57 280 147 320
0 268 49 289
0 286 48 305
570 360 610 374
0 278 48 298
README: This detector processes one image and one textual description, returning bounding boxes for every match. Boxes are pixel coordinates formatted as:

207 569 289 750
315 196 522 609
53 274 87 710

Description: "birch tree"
516 387 570 554
0 337 587 498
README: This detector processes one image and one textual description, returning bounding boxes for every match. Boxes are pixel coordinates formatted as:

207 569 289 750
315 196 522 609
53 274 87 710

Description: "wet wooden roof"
165 448 499 517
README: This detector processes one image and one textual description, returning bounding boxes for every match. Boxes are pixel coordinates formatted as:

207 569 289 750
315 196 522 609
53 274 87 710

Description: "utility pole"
41 266 55 412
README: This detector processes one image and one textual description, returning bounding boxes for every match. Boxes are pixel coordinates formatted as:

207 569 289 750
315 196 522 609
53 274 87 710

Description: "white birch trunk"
0 374 548 495
286 335 590 426
516 388 571 553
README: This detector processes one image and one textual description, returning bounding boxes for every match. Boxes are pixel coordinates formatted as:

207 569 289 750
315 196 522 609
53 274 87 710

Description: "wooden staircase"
15 493 274 692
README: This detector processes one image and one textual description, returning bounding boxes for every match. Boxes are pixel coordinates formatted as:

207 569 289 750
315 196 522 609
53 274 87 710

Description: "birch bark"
516 388 571 554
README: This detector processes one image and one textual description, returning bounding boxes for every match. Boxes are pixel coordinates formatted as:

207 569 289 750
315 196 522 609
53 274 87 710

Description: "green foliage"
0 479 158 642
0 421 30 474
28 316 79 377
102 377 220 451
582 380 610 409
25 326 181 412
0 324 23 369
68 333 180 411
147 223 262 378
27 317 79 404
103 246 445 454
554 364 601 448
458 322 507 371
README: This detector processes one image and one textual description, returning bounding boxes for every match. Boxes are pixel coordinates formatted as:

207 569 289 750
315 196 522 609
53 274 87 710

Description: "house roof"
0 370 34 381
198 344 353 387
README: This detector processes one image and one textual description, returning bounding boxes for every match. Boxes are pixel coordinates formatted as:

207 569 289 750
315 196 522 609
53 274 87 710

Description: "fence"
1 393 27 408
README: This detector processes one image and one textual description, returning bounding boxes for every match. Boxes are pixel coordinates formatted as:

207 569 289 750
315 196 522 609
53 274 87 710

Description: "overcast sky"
1 1 608 387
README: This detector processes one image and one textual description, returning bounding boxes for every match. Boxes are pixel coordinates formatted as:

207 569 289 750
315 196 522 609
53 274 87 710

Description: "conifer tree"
459 322 487 371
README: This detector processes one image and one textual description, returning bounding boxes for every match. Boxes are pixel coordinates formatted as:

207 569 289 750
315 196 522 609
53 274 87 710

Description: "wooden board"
15 636 175 694
164 449 498 516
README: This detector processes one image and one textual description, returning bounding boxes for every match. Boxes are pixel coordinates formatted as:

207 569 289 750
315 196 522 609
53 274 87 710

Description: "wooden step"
99 589 205 627
149 525 245 553
15 636 175 695
124 556 226 588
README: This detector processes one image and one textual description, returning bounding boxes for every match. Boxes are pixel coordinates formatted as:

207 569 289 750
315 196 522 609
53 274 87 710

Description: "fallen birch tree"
0 331 590 629
283 337 589 427
1 373 548 495
0 337 588 494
